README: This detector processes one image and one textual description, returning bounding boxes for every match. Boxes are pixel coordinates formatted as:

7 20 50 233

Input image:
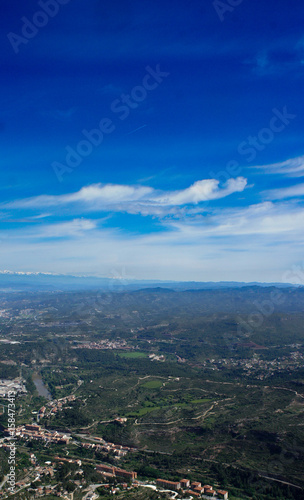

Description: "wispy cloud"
265 183 304 200
36 218 97 238
3 178 247 216
251 155 304 177
5 219 97 239
165 202 304 239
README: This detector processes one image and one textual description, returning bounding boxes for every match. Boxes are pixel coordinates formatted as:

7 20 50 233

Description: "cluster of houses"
156 479 228 499
37 394 76 420
0 456 75 499
81 436 135 458
4 423 71 445
16 485 59 498
71 338 131 350
28 460 55 479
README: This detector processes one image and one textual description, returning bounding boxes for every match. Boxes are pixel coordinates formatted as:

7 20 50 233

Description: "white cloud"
212 202 304 236
162 201 304 240
40 218 97 237
5 184 153 209
11 219 97 239
252 155 304 177
155 177 247 205
265 183 304 200
3 178 247 216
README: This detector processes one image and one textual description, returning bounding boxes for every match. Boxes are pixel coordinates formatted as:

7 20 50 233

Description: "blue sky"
1 0 304 282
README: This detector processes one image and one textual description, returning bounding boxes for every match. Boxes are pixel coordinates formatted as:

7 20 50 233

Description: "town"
0 422 231 499
71 339 133 351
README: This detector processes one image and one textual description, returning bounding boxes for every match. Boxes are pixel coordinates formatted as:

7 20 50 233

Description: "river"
32 373 52 400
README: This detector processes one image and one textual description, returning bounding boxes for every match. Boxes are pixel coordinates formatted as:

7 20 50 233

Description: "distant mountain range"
0 270 298 292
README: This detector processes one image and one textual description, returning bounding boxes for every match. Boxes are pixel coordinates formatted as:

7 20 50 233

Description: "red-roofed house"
217 490 228 500
180 479 190 488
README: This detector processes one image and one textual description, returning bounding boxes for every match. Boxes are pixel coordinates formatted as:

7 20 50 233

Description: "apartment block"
156 479 181 491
